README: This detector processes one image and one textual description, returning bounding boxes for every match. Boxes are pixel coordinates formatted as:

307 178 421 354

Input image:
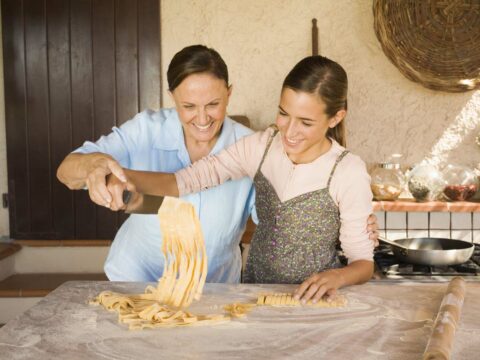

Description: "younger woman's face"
275 88 343 164
170 73 231 146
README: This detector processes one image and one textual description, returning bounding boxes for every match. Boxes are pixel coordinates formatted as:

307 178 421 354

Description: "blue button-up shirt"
74 108 256 283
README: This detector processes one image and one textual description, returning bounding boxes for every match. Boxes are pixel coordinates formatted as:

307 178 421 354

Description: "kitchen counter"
373 199 480 212
0 281 479 359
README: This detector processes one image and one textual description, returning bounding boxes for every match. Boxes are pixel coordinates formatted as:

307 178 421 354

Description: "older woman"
57 45 378 283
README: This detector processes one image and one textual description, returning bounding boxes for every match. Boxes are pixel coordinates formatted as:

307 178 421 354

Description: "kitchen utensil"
423 277 465 360
122 190 164 214
378 236 474 266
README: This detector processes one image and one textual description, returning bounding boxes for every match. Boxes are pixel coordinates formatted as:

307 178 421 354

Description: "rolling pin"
423 277 466 360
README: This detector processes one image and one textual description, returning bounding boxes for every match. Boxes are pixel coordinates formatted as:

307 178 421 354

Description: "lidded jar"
371 163 405 201
407 164 445 202
442 164 479 201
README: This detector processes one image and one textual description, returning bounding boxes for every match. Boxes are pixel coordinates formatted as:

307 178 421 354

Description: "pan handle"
378 236 409 251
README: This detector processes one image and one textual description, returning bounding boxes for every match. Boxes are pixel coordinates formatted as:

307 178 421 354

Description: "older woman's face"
170 73 231 145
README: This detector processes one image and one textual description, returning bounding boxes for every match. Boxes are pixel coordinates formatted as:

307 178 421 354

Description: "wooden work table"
0 281 479 359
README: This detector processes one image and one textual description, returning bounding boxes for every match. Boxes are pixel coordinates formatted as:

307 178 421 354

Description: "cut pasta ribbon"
257 293 347 307
224 303 256 318
90 197 229 329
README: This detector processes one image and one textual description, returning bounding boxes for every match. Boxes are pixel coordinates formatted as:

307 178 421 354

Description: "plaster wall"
161 0 480 168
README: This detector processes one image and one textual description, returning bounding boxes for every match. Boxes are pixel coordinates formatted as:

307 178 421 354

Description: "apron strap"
327 150 349 189
255 126 278 175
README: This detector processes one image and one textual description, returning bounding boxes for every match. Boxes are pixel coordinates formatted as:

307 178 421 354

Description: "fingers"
107 160 127 183
109 183 126 211
293 275 315 301
84 156 126 209
367 222 378 232
368 228 379 239
106 174 130 211
125 181 137 193
367 213 380 247
294 271 344 304
368 229 380 247
367 213 377 225
309 283 329 304
324 288 337 302
86 176 112 208
85 161 114 207
294 275 329 304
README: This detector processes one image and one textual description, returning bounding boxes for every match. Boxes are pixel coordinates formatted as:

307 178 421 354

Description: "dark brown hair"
167 45 229 91
282 56 348 146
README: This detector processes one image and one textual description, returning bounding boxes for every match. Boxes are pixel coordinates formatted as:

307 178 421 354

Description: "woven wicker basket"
373 0 480 92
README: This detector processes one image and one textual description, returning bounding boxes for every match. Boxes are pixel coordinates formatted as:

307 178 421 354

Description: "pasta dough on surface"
257 293 347 308
90 197 228 330
224 303 256 318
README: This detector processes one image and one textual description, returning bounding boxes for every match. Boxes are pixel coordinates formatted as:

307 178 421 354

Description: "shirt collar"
153 108 235 155
153 108 184 151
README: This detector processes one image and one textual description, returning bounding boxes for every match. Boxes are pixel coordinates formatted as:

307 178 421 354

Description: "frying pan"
378 237 474 266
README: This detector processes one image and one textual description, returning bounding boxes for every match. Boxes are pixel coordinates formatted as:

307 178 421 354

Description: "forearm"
124 169 179 197
57 152 112 190
334 260 374 288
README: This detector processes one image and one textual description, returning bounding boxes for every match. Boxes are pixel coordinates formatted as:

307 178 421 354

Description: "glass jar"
407 164 445 202
371 163 405 201
442 164 479 201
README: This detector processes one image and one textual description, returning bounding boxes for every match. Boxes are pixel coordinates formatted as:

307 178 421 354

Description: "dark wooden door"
2 0 161 239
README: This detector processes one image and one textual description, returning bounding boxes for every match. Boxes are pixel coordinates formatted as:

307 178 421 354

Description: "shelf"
373 199 480 212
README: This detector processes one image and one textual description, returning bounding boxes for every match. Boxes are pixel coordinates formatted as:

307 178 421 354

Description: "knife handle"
122 190 132 205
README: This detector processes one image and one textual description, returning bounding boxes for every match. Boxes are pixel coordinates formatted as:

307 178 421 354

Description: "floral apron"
243 131 349 284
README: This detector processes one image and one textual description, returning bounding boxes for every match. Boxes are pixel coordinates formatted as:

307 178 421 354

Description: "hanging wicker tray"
373 0 480 92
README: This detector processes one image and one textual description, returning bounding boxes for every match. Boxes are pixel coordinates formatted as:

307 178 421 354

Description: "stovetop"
373 242 480 279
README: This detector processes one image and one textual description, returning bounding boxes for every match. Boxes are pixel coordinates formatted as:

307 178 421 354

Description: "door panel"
2 0 161 239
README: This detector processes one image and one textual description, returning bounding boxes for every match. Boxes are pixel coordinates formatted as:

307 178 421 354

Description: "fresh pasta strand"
90 197 229 330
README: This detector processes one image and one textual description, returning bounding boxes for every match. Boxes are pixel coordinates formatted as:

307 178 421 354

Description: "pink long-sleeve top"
176 127 374 263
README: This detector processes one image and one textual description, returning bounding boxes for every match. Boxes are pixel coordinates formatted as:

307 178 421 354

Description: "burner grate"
374 243 480 277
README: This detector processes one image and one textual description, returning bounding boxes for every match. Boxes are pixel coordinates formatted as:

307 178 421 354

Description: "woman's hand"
294 260 374 304
367 213 379 247
105 173 135 211
84 154 127 208
293 269 345 304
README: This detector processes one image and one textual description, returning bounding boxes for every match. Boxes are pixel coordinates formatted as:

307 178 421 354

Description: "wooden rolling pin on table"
423 277 466 360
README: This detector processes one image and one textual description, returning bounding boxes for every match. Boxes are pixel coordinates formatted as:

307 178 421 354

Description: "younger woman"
111 55 374 303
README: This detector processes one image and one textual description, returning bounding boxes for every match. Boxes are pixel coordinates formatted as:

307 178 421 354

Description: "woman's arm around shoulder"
122 127 276 197
175 127 274 196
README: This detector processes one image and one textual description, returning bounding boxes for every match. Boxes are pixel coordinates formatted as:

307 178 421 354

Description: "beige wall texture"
161 0 480 168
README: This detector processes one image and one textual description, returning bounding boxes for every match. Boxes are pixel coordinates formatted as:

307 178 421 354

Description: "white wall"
1 0 479 238
161 0 479 167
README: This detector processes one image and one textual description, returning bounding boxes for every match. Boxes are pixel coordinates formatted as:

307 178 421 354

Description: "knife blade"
122 190 164 214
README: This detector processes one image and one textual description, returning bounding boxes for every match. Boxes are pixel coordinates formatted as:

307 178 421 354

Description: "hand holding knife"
122 190 164 214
